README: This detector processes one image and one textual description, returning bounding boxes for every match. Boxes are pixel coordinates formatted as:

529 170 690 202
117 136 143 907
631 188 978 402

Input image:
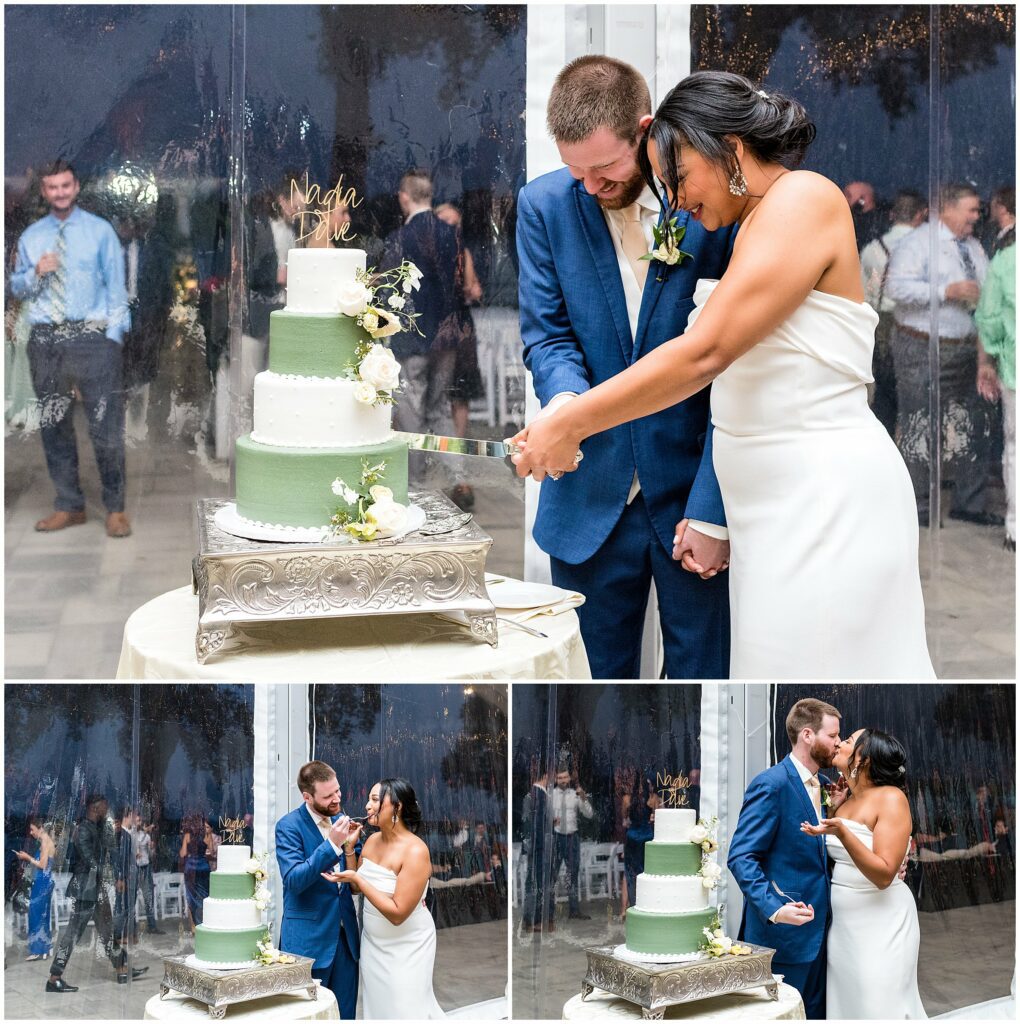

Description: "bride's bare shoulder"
765 170 849 217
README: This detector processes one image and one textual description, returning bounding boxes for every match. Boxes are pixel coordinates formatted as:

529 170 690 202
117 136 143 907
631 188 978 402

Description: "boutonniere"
640 214 693 267
820 786 832 811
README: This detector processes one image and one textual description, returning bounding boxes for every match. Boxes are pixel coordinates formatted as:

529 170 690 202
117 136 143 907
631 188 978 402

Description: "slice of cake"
192 845 269 969
625 808 719 957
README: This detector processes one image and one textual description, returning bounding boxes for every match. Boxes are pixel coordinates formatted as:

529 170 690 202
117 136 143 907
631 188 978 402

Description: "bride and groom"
275 760 444 1020
513 56 935 680
729 698 926 1020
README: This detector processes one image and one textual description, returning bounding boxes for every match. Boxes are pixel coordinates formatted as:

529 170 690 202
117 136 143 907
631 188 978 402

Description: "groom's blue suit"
728 756 832 1020
517 168 735 678
275 806 361 1019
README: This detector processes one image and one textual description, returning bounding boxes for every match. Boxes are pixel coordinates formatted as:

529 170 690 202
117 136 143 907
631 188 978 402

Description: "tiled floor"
510 896 1015 1019
3 915 506 1019
5 416 1014 679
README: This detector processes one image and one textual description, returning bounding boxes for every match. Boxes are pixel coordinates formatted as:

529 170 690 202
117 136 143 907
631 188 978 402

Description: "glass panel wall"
308 683 507 1013
691 4 1016 677
4 683 255 1020
771 683 1015 1016
511 683 703 1020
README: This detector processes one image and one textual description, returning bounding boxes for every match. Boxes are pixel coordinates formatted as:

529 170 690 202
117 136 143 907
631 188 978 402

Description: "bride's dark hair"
638 70 816 216
850 729 908 792
376 778 424 835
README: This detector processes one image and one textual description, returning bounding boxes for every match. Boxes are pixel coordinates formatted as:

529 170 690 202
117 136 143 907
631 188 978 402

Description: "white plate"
485 576 575 610
215 502 427 545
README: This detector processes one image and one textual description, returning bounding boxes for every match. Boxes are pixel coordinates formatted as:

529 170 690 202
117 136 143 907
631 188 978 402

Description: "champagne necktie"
619 205 649 289
806 776 822 820
51 224 67 323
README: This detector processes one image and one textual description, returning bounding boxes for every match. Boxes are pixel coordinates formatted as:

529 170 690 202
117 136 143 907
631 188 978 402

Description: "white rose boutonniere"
359 345 401 391
641 215 693 268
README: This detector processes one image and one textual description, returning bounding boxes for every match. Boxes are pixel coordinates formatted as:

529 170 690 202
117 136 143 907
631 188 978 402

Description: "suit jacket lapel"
633 209 690 359
783 757 826 868
574 184 634 363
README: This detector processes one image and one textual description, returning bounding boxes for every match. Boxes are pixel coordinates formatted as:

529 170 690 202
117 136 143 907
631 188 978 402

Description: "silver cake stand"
159 954 317 1019
192 492 497 663
581 943 779 1020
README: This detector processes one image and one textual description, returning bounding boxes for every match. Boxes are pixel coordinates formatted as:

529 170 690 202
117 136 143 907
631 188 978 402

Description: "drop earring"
729 167 748 197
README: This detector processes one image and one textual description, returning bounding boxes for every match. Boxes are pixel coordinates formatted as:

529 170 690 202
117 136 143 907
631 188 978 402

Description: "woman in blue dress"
16 817 56 961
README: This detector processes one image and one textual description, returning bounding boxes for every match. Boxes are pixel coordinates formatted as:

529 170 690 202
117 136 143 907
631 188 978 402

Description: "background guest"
179 812 212 933
843 179 885 250
112 807 138 945
520 766 553 934
622 788 658 916
549 765 594 922
981 185 1015 256
15 816 56 962
131 810 164 935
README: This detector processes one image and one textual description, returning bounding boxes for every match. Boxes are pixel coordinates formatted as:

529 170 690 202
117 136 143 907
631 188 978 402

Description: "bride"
512 70 934 678
801 728 927 1019
325 778 445 1020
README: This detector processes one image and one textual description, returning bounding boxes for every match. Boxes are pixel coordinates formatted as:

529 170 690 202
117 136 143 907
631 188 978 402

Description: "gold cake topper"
656 770 691 807
219 815 246 844
292 171 363 245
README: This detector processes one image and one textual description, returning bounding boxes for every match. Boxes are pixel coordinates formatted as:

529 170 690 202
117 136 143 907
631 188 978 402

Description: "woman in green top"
975 242 1016 549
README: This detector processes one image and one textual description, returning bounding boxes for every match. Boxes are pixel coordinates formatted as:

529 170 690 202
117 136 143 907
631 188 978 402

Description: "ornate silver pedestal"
158 954 317 1019
581 944 778 1020
192 492 497 663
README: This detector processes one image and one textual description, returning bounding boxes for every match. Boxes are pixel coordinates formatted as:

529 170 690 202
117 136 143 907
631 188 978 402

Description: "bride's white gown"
688 280 935 678
826 821 927 1019
357 858 445 1020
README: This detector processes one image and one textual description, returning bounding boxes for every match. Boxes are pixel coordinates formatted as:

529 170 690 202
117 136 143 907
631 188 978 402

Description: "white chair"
155 871 185 919
580 842 615 901
51 873 74 930
610 842 625 898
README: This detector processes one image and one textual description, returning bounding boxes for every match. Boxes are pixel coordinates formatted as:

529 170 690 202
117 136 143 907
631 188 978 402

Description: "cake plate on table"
192 491 497 663
580 943 779 1020
158 954 317 1019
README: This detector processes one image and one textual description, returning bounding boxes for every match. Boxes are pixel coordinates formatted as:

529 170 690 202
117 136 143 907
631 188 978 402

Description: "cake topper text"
219 815 246 844
656 770 691 807
292 172 363 245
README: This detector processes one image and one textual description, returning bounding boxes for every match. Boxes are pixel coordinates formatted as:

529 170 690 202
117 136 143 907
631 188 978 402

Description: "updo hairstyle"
376 777 424 835
639 70 816 213
850 729 908 792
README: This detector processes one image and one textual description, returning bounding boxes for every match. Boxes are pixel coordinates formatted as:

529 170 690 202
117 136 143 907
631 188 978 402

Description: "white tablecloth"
144 981 338 1020
117 583 590 680
562 981 804 1020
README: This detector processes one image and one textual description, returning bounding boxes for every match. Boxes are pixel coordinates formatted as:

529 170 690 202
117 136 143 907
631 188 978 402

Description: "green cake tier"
643 842 703 877
269 310 367 377
235 434 409 529
194 923 267 965
625 906 718 955
209 873 256 900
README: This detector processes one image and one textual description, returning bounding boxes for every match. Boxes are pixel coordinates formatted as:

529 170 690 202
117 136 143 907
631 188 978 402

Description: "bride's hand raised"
510 415 584 483
800 818 846 837
321 869 360 890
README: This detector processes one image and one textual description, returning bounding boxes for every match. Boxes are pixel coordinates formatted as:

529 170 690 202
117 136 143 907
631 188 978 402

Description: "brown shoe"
106 512 132 538
35 510 86 532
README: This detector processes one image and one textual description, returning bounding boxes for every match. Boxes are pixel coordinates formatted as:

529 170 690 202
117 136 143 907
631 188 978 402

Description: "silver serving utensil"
416 512 474 536
497 616 548 639
771 881 800 904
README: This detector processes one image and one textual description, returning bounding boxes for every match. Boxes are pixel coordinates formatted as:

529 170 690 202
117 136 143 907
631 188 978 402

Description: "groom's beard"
810 740 836 769
309 797 340 818
596 169 646 211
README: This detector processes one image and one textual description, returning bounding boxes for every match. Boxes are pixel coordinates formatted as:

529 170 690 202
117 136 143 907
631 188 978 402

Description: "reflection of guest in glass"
982 185 1016 257
8 159 132 538
113 807 139 944
269 172 304 297
521 766 553 933
549 766 594 921
470 821 493 877
843 180 884 251
179 814 212 932
622 790 659 916
16 816 56 961
130 810 164 934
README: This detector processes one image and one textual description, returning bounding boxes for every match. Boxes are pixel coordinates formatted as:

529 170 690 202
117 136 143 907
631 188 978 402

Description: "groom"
727 698 842 1020
276 761 363 1019
517 55 735 679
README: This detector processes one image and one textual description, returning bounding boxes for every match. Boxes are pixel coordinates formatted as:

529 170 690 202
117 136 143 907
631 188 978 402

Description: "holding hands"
673 518 730 578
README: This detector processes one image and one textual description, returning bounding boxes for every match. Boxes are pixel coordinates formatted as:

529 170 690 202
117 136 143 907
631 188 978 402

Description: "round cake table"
561 981 805 1021
144 981 339 1020
117 583 590 680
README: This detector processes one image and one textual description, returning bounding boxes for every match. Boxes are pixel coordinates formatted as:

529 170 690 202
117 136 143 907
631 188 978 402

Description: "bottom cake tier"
625 906 718 956
235 434 409 529
193 923 268 968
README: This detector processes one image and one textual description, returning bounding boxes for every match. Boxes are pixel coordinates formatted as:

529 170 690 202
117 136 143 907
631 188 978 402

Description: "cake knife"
393 431 583 465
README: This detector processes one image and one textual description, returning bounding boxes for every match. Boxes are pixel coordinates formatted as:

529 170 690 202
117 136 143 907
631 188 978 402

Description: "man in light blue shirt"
9 160 132 537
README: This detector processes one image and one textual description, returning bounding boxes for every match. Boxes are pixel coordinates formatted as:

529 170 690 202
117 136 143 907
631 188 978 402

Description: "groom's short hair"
547 55 651 144
297 760 337 795
785 698 841 745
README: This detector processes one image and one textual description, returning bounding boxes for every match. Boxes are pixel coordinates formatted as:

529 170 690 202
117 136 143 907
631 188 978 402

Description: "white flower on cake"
353 382 378 405
689 823 709 845
359 345 401 391
362 307 401 339
331 457 410 543
366 499 408 533
701 925 752 959
369 485 393 503
331 478 360 505
387 293 406 310
256 936 297 967
362 311 380 332
338 282 371 317
700 861 722 889
254 883 272 911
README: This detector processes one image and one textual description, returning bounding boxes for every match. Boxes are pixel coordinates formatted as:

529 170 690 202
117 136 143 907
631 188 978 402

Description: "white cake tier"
285 248 366 313
215 845 252 873
654 808 697 843
251 372 394 448
634 871 710 914
202 897 263 930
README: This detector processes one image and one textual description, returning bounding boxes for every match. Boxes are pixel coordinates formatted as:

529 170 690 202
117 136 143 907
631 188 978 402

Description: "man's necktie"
51 224 67 323
806 775 822 821
955 237 978 281
619 205 649 289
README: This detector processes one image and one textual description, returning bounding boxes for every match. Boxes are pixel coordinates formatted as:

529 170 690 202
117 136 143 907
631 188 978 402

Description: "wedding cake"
231 247 415 539
192 845 269 969
625 809 719 957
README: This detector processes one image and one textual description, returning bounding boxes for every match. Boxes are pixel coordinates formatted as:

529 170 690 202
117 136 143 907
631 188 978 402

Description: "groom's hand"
773 902 814 926
673 519 730 578
329 816 354 848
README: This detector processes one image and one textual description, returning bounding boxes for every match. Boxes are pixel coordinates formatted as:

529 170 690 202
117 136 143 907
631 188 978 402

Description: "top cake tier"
285 248 367 314
216 845 253 873
654 808 697 844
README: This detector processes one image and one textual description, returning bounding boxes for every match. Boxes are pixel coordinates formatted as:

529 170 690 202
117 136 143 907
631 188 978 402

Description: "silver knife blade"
394 432 521 459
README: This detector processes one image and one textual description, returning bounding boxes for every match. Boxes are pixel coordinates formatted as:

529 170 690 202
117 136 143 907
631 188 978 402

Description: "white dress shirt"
305 802 342 873
860 223 915 313
549 785 594 836
885 220 988 338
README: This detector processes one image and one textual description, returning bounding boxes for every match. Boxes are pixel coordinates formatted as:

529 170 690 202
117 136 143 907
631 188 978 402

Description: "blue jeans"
27 323 126 513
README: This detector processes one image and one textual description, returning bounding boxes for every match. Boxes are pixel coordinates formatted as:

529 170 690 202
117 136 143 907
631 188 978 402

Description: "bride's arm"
512 173 848 477
354 842 431 927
